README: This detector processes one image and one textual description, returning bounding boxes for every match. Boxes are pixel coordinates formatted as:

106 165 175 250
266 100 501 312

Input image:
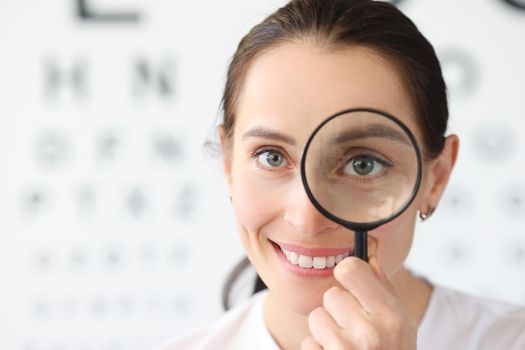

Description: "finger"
333 256 397 314
323 286 369 327
308 306 345 348
301 336 323 350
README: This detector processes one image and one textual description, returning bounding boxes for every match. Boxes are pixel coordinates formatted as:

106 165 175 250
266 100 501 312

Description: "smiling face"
221 42 432 315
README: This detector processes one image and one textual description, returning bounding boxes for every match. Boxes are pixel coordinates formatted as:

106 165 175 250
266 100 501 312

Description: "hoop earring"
419 207 435 222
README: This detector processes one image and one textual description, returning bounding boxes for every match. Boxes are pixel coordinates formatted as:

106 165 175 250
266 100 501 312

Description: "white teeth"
280 246 351 269
298 255 313 268
289 252 299 265
313 257 326 269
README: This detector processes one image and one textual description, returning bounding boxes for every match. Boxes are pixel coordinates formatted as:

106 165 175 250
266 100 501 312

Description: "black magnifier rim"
300 107 423 232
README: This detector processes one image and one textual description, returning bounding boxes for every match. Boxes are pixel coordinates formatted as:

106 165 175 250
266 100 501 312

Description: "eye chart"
0 1 523 349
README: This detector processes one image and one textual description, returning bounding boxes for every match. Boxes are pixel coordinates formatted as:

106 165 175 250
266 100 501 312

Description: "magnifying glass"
300 108 423 262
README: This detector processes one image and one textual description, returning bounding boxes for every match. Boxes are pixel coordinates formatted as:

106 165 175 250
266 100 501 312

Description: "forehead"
235 42 419 143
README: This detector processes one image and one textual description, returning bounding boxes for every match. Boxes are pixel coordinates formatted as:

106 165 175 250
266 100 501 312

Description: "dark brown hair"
220 0 449 310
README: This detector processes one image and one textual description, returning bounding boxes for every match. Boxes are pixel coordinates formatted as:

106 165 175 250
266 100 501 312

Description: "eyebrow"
333 123 410 146
242 126 297 146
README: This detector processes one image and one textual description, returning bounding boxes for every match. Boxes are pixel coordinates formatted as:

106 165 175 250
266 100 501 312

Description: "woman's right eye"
255 150 288 169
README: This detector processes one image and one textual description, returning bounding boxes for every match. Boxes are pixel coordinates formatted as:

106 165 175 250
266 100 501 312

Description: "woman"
158 0 525 349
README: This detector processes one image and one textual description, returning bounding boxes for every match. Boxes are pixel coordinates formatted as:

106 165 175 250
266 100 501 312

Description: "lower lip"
270 241 339 278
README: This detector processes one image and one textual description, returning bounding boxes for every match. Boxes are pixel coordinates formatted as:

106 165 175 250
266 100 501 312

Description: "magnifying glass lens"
303 110 420 225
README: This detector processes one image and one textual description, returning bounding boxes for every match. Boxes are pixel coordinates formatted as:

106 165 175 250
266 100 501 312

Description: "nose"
283 178 339 236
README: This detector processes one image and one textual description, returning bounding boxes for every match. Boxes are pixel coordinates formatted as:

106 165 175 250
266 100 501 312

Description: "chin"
268 275 337 316
289 294 324 316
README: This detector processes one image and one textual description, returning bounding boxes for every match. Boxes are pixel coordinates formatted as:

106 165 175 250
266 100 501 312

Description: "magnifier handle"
354 230 368 262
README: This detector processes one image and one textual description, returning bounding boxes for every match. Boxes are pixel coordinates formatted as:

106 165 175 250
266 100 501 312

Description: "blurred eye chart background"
0 0 524 349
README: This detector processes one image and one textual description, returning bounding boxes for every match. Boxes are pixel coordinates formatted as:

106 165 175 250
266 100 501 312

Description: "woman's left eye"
343 155 390 177
256 150 288 169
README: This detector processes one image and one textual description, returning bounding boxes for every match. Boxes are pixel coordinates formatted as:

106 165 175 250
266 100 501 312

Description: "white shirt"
156 285 525 350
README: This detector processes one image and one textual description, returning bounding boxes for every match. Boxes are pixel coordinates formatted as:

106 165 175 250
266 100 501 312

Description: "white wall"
0 0 523 349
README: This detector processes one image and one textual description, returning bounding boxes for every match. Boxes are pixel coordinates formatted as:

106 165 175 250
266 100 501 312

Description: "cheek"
369 206 418 276
230 166 283 234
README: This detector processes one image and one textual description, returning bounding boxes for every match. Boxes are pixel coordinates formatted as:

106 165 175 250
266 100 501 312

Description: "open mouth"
269 240 353 270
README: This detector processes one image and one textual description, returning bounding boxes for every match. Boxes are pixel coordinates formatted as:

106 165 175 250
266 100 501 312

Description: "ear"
419 134 460 214
217 124 233 195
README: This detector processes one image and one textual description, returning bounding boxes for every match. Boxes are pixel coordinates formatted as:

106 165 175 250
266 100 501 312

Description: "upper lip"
270 239 353 257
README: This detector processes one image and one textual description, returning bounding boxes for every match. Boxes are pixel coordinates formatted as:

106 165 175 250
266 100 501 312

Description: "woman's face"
222 43 432 315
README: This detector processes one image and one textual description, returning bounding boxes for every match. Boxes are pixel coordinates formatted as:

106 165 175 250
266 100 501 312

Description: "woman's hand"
301 256 417 350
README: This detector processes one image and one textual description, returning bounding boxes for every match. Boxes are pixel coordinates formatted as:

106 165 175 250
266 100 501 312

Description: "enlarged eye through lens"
349 157 378 176
301 108 422 227
343 154 392 177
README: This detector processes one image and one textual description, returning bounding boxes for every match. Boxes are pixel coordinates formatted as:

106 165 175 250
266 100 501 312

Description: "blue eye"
344 155 389 177
256 150 288 168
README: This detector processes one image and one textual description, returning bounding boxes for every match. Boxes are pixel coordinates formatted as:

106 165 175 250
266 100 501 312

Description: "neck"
263 265 433 350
